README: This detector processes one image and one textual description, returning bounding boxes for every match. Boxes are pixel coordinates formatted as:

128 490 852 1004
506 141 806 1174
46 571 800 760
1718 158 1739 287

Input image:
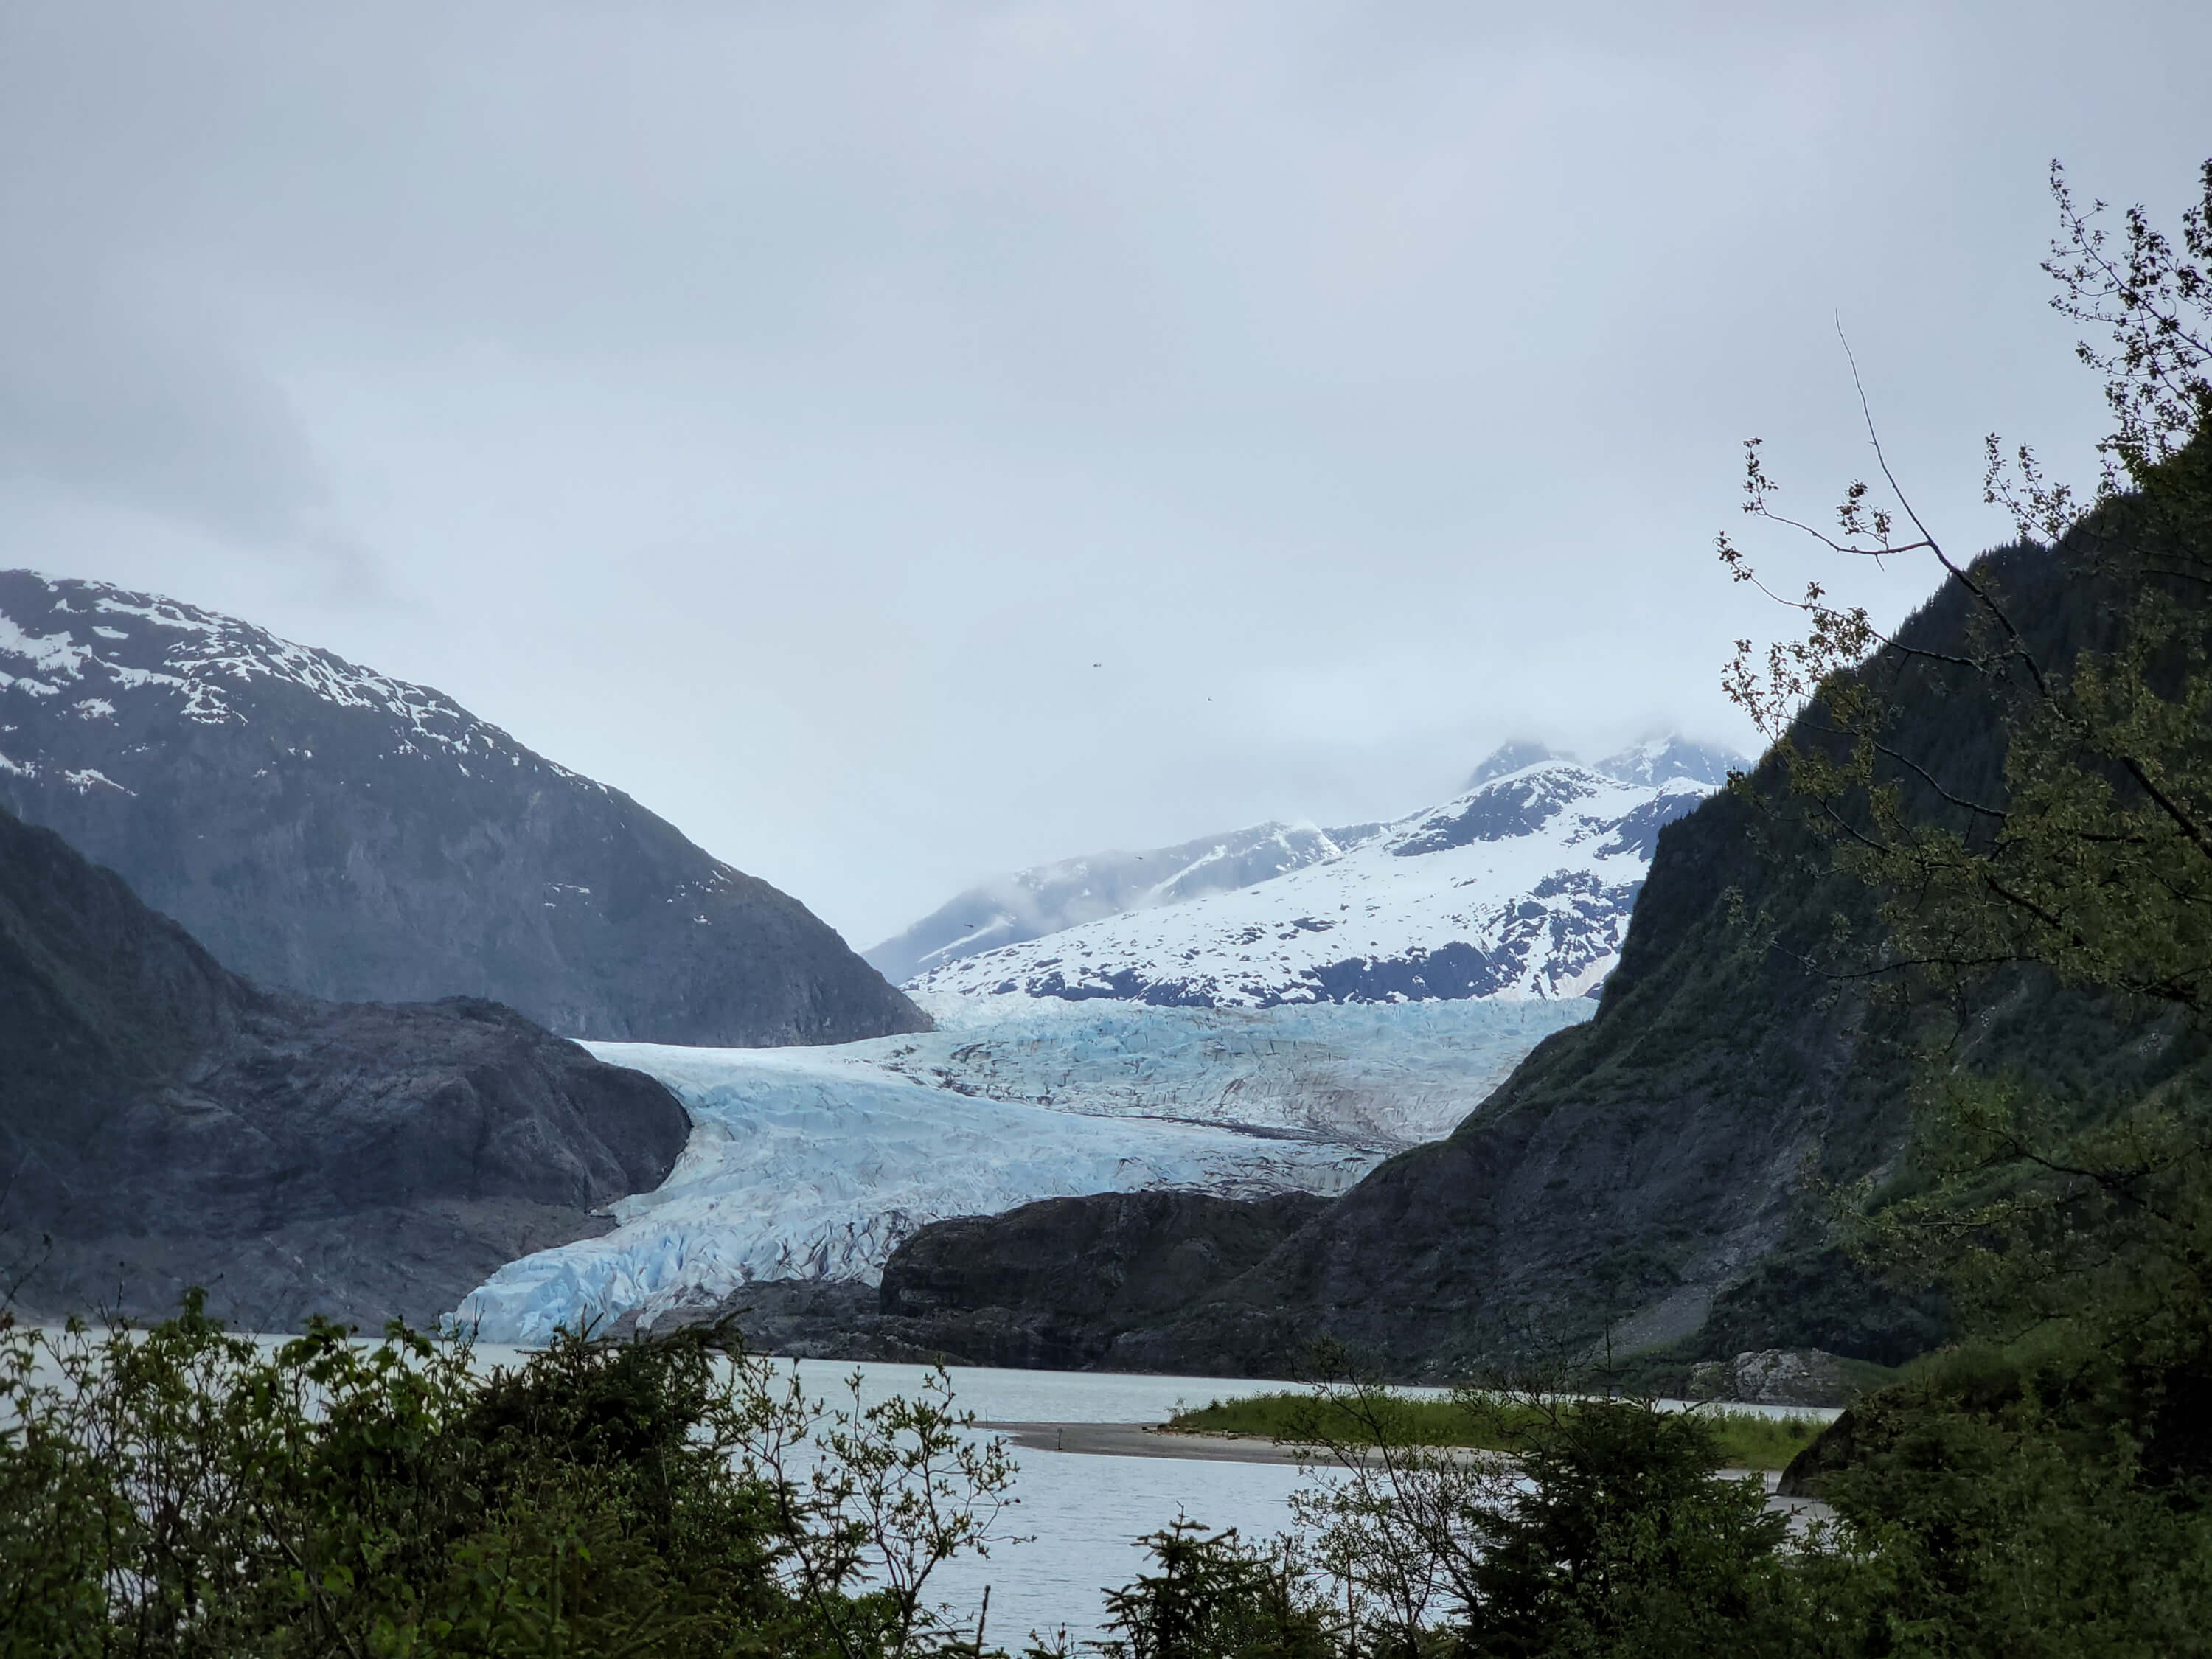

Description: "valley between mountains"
8 552 2140 1397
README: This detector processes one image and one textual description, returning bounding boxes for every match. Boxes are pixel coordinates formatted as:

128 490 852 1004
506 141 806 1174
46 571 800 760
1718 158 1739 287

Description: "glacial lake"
784 1359 1834 1646
817 1360 1332 1647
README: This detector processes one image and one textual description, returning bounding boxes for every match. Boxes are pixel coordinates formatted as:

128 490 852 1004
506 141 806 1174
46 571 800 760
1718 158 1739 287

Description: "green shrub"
1165 1391 1829 1472
0 1295 1014 1659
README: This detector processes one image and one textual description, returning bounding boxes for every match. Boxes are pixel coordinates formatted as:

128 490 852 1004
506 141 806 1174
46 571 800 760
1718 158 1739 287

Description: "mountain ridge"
868 741 1742 991
863 818 1388 987
906 756 1726 1009
0 571 927 1048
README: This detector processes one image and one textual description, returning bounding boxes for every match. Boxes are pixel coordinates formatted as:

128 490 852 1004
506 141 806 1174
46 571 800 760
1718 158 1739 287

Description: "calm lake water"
934 1433 1310 1647
797 1360 1326 1646
790 1359 1834 1646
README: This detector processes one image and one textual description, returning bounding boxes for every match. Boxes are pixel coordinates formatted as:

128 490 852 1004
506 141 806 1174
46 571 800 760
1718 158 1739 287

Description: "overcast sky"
2 3 2207 947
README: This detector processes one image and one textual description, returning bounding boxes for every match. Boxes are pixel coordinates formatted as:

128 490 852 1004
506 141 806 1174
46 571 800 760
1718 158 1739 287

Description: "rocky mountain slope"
843 528 2212 1380
908 756 1724 1008
0 799 692 1330
0 571 925 1047
872 1191 1332 1371
619 1191 1335 1367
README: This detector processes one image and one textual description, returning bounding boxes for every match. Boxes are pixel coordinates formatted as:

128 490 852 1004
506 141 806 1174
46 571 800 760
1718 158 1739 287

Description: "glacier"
450 752 1738 1343
450 996 1593 1343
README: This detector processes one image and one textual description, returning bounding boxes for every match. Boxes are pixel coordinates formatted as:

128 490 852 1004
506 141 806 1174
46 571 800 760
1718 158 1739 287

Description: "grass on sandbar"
1164 1391 1829 1472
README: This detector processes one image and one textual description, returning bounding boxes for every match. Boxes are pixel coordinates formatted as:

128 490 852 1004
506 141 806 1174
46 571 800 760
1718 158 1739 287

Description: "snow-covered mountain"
1581 737 1742 790
0 570 923 1046
451 997 1593 1342
864 818 1385 986
906 748 1739 1009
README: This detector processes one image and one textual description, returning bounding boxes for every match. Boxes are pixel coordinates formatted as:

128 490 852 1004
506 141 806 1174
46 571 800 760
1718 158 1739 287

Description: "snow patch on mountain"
0 570 594 781
1589 737 1742 790
865 819 1385 986
450 997 1592 1342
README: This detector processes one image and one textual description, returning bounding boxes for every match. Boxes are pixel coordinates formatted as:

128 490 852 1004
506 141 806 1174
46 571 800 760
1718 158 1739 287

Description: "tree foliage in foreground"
1699 153 2212 1654
0 1298 1015 1659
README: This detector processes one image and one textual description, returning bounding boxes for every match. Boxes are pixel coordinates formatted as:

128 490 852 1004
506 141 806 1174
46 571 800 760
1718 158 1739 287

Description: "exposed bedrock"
599 1192 1333 1373
875 1190 1335 1371
0 803 690 1331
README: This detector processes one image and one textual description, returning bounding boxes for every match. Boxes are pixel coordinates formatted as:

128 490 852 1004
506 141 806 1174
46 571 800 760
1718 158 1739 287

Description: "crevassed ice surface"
886 993 1597 1144
453 998 1592 1342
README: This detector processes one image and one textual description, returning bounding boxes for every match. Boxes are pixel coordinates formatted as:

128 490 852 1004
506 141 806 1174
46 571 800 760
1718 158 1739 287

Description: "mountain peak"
1461 736 1744 796
1462 740 1560 791
1593 737 1743 787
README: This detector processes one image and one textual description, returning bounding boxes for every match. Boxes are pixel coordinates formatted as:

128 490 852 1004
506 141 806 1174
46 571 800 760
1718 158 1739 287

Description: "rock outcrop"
1688 1349 1855 1408
874 1190 1334 1369
0 803 691 1330
579 1192 1333 1370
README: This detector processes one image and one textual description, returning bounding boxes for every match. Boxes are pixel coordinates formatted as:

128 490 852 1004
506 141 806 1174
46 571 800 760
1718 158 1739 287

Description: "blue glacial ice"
451 996 1593 1343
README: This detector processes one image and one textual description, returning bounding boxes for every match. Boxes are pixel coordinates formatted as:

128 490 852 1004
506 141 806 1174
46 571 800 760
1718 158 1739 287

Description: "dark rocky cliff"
0 803 692 1330
585 1192 1332 1368
0 571 928 1047
874 1190 1332 1369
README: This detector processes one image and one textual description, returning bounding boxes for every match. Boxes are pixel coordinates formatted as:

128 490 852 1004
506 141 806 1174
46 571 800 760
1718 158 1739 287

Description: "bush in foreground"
0 1295 1013 1659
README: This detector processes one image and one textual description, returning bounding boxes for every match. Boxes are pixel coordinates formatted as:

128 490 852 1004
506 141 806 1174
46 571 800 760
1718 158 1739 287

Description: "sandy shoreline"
987 1421 1315 1464
982 1422 1834 1524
